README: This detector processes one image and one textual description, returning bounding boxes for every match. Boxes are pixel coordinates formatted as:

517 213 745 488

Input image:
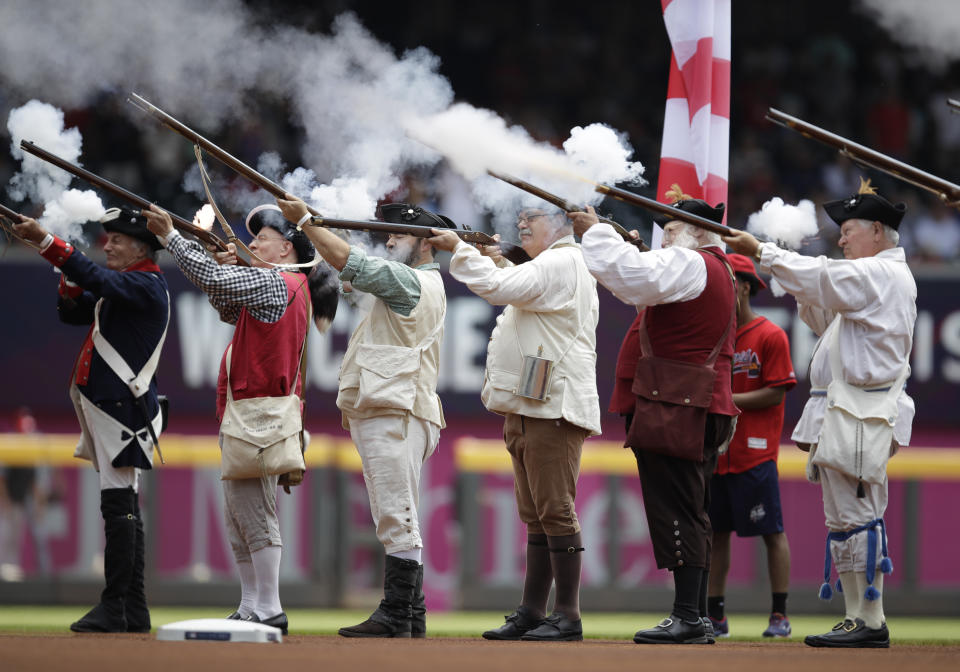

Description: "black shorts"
708 460 784 537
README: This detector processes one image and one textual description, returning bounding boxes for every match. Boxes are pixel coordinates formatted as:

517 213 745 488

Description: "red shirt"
716 316 796 475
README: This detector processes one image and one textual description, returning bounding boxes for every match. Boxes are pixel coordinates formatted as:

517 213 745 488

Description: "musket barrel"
18 140 246 262
129 93 324 217
593 183 735 236
312 216 496 245
486 170 649 251
767 107 960 205
0 203 21 221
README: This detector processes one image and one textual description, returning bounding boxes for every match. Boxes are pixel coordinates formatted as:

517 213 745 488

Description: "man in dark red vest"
570 184 738 645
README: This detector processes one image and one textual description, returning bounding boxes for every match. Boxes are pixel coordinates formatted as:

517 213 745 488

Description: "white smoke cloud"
857 0 960 68
0 1 643 239
746 197 818 250
6 100 105 242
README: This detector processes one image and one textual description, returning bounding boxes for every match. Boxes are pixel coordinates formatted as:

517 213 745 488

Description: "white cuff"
39 233 54 252
297 212 312 230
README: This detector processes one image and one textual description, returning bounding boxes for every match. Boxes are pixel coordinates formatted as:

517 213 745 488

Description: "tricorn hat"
726 252 767 291
100 207 163 251
652 183 725 225
823 178 906 230
378 203 457 230
245 204 316 266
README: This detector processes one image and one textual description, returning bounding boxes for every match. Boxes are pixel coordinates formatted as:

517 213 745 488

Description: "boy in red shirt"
707 254 796 638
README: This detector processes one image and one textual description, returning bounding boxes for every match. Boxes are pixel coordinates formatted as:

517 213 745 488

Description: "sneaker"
708 616 729 638
762 613 791 638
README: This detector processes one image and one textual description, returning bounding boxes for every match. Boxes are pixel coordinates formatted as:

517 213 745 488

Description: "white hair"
851 218 899 246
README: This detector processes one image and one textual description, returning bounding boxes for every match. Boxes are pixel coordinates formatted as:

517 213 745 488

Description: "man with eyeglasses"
277 195 454 639
429 206 600 642
144 203 331 636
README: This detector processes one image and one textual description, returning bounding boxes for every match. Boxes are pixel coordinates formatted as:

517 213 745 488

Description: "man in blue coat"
14 208 169 633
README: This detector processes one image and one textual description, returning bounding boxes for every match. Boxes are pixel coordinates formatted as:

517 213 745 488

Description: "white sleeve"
758 242 871 314
448 242 577 311
580 223 706 305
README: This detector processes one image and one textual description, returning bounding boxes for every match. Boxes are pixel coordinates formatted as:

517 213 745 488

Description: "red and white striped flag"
653 0 731 247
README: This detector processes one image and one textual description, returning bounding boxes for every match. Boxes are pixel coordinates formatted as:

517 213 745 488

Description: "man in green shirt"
277 196 454 638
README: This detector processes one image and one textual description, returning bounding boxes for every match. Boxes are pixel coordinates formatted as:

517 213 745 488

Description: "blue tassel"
865 585 881 601
880 557 893 574
836 578 843 594
819 582 833 600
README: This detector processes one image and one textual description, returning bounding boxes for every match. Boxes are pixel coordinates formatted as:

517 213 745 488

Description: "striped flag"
653 0 731 246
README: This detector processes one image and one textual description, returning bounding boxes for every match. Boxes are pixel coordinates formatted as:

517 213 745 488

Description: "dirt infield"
3 634 959 672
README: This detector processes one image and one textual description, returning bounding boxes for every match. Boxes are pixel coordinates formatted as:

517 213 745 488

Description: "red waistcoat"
610 248 738 417
216 272 309 420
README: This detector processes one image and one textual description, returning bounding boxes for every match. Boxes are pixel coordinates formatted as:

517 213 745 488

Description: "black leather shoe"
804 618 889 648
226 611 243 620
520 612 583 642
482 606 543 640
633 615 712 644
246 612 289 635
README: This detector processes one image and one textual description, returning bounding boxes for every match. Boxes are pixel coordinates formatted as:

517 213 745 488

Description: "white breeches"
821 467 888 573
348 414 439 554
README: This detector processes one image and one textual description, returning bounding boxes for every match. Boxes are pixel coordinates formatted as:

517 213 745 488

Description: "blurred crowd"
1 0 959 264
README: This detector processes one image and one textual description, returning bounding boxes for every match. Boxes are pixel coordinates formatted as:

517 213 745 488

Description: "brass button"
652 390 659 396
684 398 691 404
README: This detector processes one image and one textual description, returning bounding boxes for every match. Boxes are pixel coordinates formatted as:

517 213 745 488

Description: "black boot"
521 534 584 641
71 488 137 633
124 494 150 633
410 563 426 638
338 556 419 638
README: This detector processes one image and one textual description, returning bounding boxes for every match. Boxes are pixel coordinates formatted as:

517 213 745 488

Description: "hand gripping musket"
589 183 737 237
487 170 650 251
129 93 534 264
18 141 248 264
767 107 960 209
0 202 41 249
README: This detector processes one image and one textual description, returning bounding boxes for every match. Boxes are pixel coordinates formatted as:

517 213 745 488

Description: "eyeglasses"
517 213 548 225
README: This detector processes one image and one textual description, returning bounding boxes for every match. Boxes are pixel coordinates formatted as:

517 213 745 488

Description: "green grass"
1 607 958 644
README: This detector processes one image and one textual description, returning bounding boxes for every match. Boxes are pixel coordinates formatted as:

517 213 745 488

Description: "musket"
0 202 40 249
308 214 532 265
487 170 650 251
18 140 248 264
591 183 736 236
129 93 534 263
949 98 960 113
767 107 960 208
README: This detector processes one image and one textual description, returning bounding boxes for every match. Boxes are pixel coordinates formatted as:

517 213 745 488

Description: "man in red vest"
570 184 737 645
145 204 333 636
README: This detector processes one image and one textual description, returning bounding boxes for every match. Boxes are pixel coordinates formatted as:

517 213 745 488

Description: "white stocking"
251 545 283 619
236 560 256 618
856 572 885 629
838 571 860 622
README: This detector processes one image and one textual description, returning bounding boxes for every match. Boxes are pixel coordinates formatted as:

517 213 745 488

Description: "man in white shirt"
723 180 915 648
430 207 600 642
570 187 738 646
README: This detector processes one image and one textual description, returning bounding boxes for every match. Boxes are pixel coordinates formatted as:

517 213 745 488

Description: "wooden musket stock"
592 183 735 236
487 170 650 251
18 141 246 263
767 107 960 207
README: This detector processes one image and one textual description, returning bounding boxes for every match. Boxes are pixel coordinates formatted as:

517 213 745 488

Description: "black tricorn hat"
245 204 316 266
652 184 725 225
378 203 457 230
100 207 163 251
823 180 906 230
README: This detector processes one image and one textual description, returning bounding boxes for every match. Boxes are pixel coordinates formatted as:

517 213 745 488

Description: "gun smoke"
746 197 819 250
0 0 642 239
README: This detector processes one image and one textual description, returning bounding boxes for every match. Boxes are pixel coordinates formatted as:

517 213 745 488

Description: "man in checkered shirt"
144 203 323 636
